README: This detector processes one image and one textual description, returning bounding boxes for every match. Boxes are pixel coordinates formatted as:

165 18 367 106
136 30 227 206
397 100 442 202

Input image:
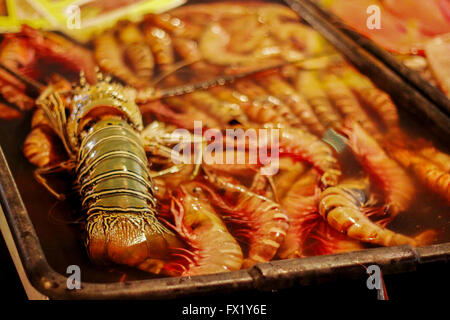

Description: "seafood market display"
0 2 449 278
317 0 450 97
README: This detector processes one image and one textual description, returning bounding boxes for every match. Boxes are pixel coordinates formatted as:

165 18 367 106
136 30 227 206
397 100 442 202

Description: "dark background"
1 233 448 302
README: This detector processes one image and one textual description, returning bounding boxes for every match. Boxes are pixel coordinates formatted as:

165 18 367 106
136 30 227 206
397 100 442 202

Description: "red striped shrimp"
0 34 43 109
0 34 36 79
318 178 437 247
139 99 220 130
296 71 342 130
0 80 34 111
172 37 202 62
116 21 154 79
340 68 400 130
142 24 175 72
389 147 450 204
271 126 341 188
341 120 415 216
20 26 97 84
234 79 301 127
202 173 289 268
257 74 326 136
213 125 341 188
163 183 243 276
310 221 365 256
323 74 383 141
143 13 204 40
0 36 34 110
171 37 220 75
277 169 322 259
273 158 307 199
419 146 450 172
94 30 148 88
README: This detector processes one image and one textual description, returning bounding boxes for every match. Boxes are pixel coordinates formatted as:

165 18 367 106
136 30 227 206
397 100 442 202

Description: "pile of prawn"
1 2 449 277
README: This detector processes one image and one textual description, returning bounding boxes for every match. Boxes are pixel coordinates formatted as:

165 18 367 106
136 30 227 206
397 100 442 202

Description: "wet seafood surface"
0 1 449 281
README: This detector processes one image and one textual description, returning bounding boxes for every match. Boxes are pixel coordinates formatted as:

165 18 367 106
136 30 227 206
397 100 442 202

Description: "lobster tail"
78 118 180 272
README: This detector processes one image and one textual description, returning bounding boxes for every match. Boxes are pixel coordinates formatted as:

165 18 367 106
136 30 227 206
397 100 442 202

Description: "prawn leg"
277 169 322 259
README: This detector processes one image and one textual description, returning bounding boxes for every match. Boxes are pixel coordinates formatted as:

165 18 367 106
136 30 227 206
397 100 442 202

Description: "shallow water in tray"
0 100 449 283
0 0 449 283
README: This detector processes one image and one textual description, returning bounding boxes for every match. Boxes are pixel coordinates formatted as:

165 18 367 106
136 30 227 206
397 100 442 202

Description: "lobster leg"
141 122 202 178
150 164 186 178
33 160 75 200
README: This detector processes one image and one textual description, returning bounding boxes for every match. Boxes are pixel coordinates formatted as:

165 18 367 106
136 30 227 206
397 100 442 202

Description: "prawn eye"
228 119 241 126
193 187 202 193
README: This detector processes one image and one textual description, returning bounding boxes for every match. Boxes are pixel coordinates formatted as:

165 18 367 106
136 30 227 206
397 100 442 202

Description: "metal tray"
0 0 449 300
304 0 450 117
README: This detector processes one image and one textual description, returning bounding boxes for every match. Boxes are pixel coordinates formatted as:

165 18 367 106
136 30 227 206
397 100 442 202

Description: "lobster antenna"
0 62 45 94
155 51 339 100
149 58 199 87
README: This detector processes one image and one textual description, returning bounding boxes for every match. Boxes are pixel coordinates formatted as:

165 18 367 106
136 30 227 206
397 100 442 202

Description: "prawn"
199 22 281 66
271 126 341 188
257 74 325 136
117 21 155 79
273 157 307 200
341 68 400 130
309 221 365 256
341 120 415 216
277 169 322 259
184 91 249 126
234 79 301 127
142 24 175 72
296 70 342 130
94 30 148 88
163 183 243 276
202 173 289 268
323 74 383 141
318 178 436 247
389 147 450 204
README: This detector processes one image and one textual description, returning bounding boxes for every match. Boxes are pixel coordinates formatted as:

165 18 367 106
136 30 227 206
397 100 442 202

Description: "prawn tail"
413 229 440 247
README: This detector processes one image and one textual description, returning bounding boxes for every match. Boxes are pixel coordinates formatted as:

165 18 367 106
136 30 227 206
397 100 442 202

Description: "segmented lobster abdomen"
77 118 156 213
78 118 174 266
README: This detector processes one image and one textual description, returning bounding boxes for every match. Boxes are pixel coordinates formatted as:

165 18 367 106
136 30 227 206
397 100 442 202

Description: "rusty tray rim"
1 146 449 300
0 0 449 300
304 0 450 117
